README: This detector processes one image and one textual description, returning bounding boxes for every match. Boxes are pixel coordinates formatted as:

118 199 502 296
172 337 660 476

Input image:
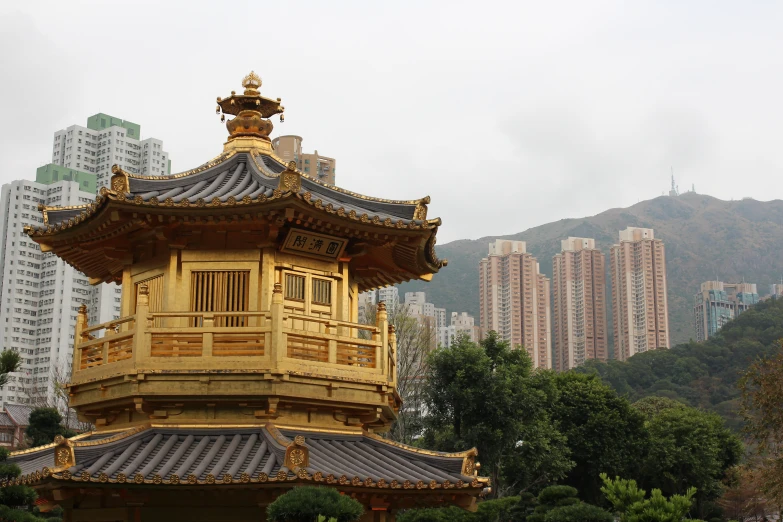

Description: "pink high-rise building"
479 240 551 368
610 227 669 360
553 237 608 371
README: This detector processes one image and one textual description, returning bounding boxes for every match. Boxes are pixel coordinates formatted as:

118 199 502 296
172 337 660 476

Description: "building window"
312 278 332 305
285 273 305 301
190 271 249 326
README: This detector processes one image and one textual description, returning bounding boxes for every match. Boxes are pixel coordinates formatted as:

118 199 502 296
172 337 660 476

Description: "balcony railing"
71 283 394 387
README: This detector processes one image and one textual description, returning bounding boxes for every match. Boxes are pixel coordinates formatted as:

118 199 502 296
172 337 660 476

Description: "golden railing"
70 283 394 386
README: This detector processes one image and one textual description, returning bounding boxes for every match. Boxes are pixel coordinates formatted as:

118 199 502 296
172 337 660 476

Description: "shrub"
266 487 364 522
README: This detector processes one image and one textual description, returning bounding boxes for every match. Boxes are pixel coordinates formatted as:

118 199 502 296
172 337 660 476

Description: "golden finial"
216 71 285 147
242 71 262 95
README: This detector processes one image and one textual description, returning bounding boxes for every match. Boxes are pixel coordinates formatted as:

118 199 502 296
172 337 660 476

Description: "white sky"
2 1 782 243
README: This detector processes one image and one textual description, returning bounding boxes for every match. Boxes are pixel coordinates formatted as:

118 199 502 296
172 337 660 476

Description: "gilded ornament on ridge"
289 448 306 467
134 474 144 484
276 470 287 481
187 474 198 484
116 473 126 483
258 472 269 482
55 447 70 466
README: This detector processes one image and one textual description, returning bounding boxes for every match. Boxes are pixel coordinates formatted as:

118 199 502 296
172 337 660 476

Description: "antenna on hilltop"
669 167 679 197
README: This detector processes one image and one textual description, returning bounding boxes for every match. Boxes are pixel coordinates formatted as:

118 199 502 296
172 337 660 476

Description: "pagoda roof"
26 150 446 289
36 150 437 232
7 424 484 492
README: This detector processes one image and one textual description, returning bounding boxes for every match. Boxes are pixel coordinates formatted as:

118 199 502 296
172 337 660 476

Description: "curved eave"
26 191 445 289
27 189 441 239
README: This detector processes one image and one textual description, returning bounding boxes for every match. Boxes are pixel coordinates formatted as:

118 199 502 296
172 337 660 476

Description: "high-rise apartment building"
479 240 551 368
51 113 170 188
0 172 97 406
358 286 400 320
50 114 172 332
0 114 171 407
610 227 669 360
272 135 336 184
552 237 608 371
438 312 480 349
694 281 759 341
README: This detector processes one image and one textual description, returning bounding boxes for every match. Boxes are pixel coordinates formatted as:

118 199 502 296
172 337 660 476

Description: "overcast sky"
2 1 782 243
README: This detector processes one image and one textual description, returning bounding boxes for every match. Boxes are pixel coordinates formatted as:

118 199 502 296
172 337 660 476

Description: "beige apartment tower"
479 240 552 368
610 227 670 360
553 237 608 371
272 135 336 184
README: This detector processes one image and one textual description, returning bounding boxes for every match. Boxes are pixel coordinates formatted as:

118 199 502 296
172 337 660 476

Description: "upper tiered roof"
26 72 446 291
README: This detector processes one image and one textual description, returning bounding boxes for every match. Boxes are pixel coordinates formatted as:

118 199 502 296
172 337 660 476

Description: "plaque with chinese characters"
281 229 347 261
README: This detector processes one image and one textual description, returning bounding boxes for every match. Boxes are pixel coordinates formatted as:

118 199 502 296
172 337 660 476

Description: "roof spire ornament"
216 71 285 150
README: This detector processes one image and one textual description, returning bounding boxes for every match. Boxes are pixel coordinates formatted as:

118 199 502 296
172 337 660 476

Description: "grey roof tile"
8 426 475 486
4 405 33 426
45 153 425 229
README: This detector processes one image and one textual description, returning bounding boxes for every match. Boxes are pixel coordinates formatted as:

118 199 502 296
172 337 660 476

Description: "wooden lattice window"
312 278 332 305
190 271 250 326
285 273 305 301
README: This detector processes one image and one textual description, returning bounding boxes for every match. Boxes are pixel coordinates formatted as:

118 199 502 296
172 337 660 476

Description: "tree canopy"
26 408 75 448
422 332 571 496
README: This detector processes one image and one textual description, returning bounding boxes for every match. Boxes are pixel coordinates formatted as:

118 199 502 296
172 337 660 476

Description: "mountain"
400 193 783 347
576 296 783 431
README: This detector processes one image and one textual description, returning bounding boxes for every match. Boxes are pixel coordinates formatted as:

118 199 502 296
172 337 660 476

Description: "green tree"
423 333 572 496
739 342 783 505
25 408 76 448
0 351 20 388
601 474 700 522
526 486 579 522
549 373 648 503
634 400 742 517
396 498 519 522
0 447 49 522
266 486 364 522
543 503 613 522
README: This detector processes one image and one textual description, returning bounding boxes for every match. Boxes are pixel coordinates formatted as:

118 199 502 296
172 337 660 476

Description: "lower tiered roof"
7 424 485 493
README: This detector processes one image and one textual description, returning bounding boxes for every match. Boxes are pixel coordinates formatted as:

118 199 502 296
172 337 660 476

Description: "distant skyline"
2 2 783 243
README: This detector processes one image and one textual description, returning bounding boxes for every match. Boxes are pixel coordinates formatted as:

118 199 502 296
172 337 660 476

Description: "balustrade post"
134 284 150 364
376 301 388 375
271 283 285 365
73 304 89 372
388 324 397 386
203 315 214 357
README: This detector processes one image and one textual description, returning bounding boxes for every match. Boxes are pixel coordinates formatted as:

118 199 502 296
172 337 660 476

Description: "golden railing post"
73 304 89 372
271 283 285 365
388 324 397 386
203 314 214 357
134 284 150 364
377 301 388 375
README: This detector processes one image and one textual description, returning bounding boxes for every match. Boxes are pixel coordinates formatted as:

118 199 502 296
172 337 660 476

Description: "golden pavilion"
6 72 486 522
